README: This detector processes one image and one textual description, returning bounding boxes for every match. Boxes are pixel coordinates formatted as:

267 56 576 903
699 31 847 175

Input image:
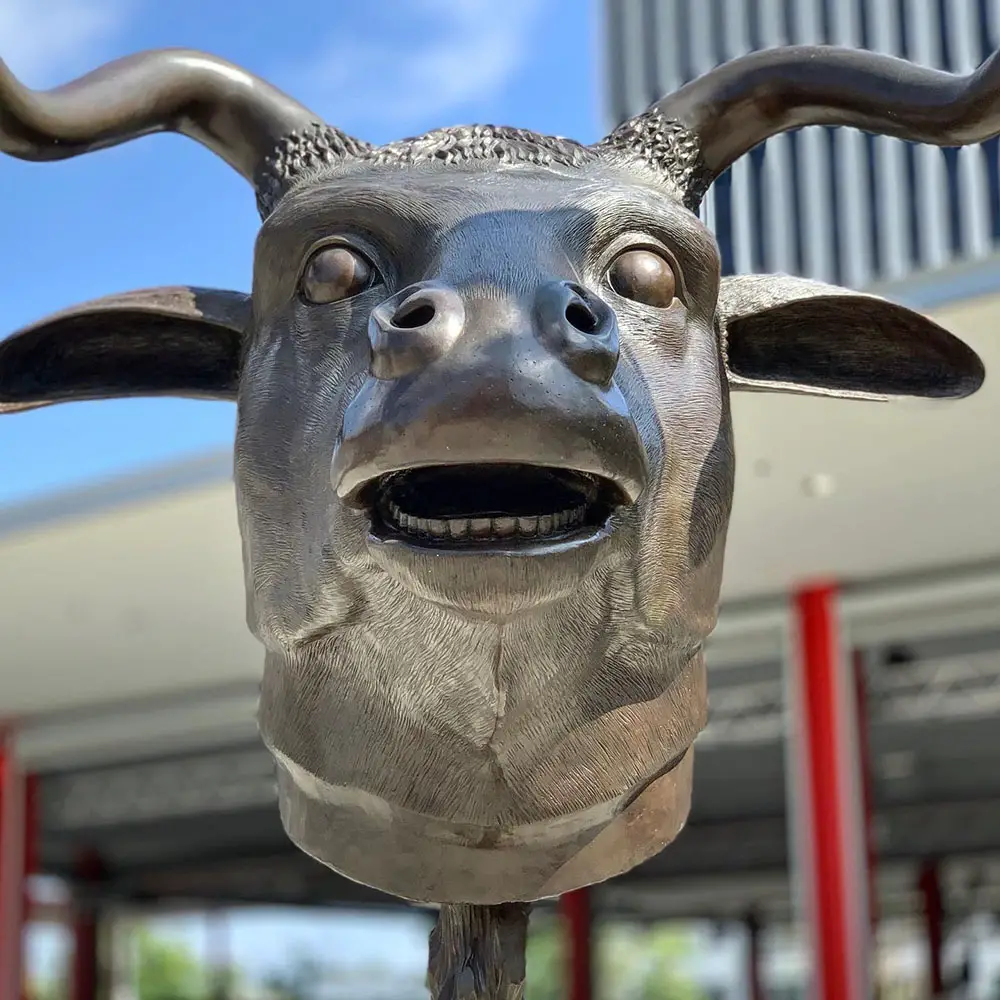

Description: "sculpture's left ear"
718 274 985 400
0 286 250 414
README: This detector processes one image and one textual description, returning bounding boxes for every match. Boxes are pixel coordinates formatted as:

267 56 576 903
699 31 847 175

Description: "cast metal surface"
0 42 994 998
428 904 530 1000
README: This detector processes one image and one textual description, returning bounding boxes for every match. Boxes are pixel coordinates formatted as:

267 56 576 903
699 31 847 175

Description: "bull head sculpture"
0 44 994 997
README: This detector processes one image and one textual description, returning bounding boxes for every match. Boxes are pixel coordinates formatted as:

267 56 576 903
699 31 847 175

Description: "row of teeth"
385 502 587 539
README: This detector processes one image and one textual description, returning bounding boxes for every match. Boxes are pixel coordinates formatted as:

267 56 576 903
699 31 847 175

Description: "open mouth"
367 464 628 547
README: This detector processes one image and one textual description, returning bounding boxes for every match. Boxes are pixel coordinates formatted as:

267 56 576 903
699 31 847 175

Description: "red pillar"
71 851 104 1000
785 584 872 1000
0 729 34 1000
918 860 945 997
560 888 593 1000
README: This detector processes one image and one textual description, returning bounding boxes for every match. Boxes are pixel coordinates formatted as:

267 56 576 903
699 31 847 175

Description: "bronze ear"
0 286 251 413
717 274 985 401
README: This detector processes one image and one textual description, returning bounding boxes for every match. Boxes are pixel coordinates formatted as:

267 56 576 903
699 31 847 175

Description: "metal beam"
711 563 1000 662
41 744 277 830
17 683 261 772
700 644 1000 749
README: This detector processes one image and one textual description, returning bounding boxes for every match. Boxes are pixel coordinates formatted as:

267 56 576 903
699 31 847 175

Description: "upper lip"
356 462 632 547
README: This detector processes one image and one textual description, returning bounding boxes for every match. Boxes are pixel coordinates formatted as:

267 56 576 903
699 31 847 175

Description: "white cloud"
0 0 127 86
293 0 548 134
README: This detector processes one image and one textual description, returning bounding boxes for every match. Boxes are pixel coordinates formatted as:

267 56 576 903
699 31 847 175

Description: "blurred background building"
607 0 1000 288
3 1 1000 998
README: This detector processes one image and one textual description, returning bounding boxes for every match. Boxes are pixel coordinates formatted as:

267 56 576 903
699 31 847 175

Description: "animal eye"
300 245 378 304
606 249 677 308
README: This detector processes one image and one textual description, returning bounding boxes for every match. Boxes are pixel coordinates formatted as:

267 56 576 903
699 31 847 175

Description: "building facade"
603 0 1000 289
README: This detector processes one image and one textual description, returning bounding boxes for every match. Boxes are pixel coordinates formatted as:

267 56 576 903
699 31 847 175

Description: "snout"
331 279 648 554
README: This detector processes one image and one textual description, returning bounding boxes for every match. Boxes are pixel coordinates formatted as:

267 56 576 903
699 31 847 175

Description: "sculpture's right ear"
0 286 251 413
717 274 985 400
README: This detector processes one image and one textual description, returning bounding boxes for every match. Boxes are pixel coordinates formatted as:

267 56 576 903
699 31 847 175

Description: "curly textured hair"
254 111 711 219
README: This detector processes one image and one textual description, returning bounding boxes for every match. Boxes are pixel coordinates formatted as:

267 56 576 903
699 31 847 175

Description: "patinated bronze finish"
0 44 994 997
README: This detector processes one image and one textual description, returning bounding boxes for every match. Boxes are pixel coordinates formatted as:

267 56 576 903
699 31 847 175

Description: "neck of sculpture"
428 902 531 1000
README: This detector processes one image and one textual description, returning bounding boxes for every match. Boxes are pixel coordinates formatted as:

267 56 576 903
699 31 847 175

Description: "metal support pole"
72 851 104 1000
0 728 32 1000
745 912 764 1000
21 773 38 1000
918 860 945 997
785 584 872 1000
852 650 879 937
560 889 593 1000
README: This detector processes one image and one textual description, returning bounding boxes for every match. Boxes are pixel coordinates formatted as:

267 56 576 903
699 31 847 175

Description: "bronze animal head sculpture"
0 44 994 997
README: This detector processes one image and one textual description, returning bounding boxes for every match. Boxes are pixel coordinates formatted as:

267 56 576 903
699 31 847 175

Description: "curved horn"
608 45 1000 205
0 48 339 187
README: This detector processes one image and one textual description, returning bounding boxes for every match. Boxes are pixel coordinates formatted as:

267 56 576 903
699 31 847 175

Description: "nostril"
536 280 619 385
565 299 600 334
392 298 436 329
369 284 463 379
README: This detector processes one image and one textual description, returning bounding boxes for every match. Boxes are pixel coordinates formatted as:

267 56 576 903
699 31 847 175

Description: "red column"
0 728 32 1000
71 851 104 1000
560 888 593 1000
785 584 872 1000
918 860 945 997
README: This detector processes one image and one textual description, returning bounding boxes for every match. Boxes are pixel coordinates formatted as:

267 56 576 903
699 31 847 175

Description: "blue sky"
8 0 604 980
0 0 605 506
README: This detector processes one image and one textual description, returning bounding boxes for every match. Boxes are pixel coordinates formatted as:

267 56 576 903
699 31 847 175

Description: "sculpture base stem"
427 902 531 1000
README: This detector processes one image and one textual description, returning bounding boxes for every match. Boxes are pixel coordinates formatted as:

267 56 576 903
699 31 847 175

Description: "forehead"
262 162 710 250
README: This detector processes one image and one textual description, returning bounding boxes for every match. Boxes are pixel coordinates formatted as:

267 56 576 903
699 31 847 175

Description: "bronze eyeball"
607 249 678 308
300 244 379 305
